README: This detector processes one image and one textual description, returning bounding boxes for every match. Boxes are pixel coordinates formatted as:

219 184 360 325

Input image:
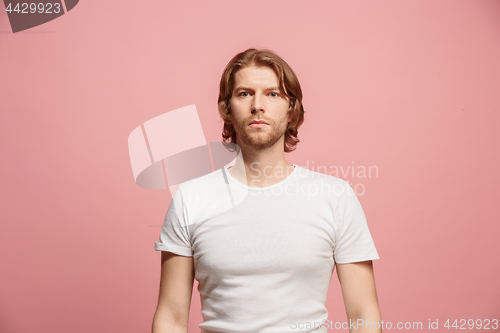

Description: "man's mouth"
249 123 268 128
249 120 269 127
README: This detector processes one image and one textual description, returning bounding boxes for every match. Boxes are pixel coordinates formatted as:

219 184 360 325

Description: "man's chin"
244 137 283 150
236 128 285 149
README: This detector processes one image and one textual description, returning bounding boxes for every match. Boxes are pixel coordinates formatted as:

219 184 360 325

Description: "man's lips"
249 120 269 125
249 123 268 128
248 120 269 129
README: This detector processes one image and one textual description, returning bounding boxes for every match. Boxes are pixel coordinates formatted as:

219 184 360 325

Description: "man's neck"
227 145 295 188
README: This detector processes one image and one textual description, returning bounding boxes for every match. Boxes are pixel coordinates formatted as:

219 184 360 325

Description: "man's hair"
218 48 305 153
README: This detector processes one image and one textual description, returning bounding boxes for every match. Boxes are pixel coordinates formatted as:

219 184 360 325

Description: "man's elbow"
346 306 382 332
152 309 189 333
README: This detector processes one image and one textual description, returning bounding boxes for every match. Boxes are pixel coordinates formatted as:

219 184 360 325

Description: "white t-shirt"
155 164 379 333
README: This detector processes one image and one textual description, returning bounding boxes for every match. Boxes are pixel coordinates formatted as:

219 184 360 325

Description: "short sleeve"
333 181 379 264
154 186 193 257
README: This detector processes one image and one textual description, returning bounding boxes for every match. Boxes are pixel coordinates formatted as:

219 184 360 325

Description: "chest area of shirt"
190 197 335 277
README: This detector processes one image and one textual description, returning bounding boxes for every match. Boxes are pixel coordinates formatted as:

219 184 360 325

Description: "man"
152 49 382 333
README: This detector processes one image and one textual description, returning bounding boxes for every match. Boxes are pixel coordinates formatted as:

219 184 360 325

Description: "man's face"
228 65 292 151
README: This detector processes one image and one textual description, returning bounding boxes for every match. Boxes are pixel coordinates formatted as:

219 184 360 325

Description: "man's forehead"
233 65 279 86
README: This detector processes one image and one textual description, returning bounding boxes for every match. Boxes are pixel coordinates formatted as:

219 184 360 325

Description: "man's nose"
251 93 265 113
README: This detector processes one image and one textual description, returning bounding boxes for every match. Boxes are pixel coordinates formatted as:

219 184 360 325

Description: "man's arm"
336 260 382 333
152 251 195 333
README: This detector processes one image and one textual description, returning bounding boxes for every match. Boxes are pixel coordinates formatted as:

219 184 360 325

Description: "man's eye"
239 92 249 97
269 92 279 97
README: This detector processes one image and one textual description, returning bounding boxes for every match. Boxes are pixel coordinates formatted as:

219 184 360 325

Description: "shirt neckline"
223 164 299 191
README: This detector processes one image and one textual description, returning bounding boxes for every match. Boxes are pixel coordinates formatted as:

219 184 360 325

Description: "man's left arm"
336 260 382 333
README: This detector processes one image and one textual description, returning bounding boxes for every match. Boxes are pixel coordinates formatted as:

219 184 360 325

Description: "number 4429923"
443 319 498 330
5 3 62 14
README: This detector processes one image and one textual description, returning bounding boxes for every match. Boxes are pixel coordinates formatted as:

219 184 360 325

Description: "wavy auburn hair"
218 48 305 153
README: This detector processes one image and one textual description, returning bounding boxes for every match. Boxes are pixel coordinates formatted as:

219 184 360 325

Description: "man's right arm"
152 251 195 333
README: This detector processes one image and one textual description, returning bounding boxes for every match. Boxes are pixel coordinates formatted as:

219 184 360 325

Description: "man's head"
218 48 305 152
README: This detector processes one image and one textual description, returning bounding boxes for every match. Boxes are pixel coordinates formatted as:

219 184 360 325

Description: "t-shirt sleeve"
333 181 379 264
154 186 193 257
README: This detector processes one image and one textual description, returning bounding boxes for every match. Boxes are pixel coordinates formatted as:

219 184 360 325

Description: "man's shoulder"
174 168 235 224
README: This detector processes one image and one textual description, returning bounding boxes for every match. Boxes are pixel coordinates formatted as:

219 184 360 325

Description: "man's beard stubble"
233 114 288 151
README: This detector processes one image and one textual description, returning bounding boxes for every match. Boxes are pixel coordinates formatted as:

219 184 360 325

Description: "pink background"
1 0 499 332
